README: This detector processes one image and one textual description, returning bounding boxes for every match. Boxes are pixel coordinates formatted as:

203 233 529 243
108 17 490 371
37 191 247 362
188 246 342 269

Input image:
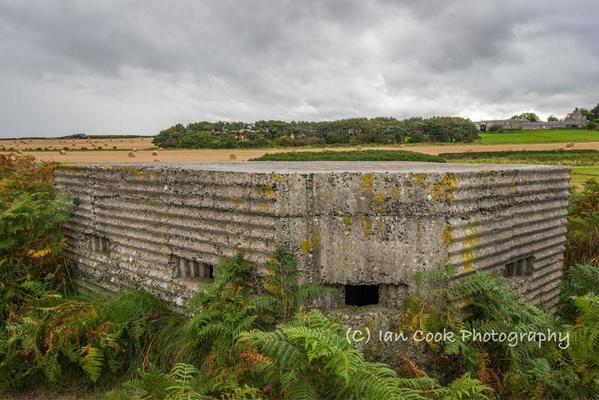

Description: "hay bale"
128 151 136 158
566 142 574 148
152 151 159 156
154 159 161 163
229 153 237 160
59 149 67 155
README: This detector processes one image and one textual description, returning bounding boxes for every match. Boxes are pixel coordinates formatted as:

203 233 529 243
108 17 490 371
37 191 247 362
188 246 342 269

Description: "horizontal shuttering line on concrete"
67 256 186 299
447 216 567 260
93 213 276 248
97 223 275 258
94 191 280 216
447 207 567 245
64 224 274 266
476 245 563 281
95 208 275 241
71 255 209 304
446 220 567 263
65 248 173 285
81 180 283 204
451 231 566 275
448 187 568 209
92 200 279 233
447 199 567 230
55 167 287 187
452 229 566 273
73 264 173 299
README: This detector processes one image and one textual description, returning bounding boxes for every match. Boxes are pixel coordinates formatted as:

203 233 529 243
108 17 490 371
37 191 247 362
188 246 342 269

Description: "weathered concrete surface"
54 161 570 310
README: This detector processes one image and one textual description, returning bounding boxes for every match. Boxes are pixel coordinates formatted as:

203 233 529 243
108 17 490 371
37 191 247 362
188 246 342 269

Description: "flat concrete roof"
69 161 569 174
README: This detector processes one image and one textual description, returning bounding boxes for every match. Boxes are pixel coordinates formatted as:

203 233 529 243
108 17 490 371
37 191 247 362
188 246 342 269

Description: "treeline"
153 117 479 149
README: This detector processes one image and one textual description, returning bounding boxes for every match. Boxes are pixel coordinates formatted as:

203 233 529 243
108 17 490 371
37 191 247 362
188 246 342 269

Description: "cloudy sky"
1 0 598 137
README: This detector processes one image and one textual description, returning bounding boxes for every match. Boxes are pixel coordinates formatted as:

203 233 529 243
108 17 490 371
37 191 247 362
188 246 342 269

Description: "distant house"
564 108 588 124
475 108 588 131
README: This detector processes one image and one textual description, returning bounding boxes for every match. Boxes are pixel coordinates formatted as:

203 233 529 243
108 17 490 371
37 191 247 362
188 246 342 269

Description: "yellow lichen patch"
261 183 276 199
300 232 321 255
430 174 458 202
441 227 453 247
390 187 401 199
360 216 372 239
361 173 373 192
341 216 353 231
271 173 284 182
232 198 242 206
462 218 478 272
131 168 145 180
509 177 518 193
300 240 310 254
259 202 269 211
463 249 475 272
374 192 386 212
323 192 334 202
376 220 385 232
413 173 427 186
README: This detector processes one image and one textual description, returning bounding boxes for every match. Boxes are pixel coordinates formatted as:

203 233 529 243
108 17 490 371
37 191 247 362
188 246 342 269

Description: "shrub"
488 124 503 132
566 179 599 266
401 267 588 398
251 150 445 162
560 264 599 321
241 310 491 399
0 154 71 324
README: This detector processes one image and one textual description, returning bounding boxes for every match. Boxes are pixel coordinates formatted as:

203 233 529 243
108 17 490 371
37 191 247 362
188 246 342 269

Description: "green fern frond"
80 345 104 382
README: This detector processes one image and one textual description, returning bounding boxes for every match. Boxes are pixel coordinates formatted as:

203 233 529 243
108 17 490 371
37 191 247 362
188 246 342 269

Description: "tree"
591 103 599 120
510 112 540 122
547 115 559 122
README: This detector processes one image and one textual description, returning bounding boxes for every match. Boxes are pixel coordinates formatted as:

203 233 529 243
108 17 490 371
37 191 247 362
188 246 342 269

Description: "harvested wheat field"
0 136 154 152
4 141 599 163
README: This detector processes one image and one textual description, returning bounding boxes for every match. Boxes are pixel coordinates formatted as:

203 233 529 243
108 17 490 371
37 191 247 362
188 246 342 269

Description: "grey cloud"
0 0 598 136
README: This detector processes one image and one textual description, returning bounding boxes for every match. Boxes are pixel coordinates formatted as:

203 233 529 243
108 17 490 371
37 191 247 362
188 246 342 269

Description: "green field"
254 149 599 188
440 150 599 166
478 129 599 144
442 150 599 187
251 149 445 162
571 166 599 187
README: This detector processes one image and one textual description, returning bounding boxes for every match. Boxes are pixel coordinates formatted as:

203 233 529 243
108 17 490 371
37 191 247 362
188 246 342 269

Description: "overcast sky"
1 0 598 137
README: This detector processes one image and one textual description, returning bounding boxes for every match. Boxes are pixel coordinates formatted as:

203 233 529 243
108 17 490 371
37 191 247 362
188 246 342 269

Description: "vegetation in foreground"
250 149 445 162
1 154 599 399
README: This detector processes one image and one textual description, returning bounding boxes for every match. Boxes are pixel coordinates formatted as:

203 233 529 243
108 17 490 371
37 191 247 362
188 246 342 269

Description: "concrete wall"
54 162 569 310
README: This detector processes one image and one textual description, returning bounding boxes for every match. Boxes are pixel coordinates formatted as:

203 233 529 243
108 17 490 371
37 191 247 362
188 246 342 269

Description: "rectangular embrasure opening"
345 284 379 306
504 256 533 278
88 234 109 252
174 256 214 282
